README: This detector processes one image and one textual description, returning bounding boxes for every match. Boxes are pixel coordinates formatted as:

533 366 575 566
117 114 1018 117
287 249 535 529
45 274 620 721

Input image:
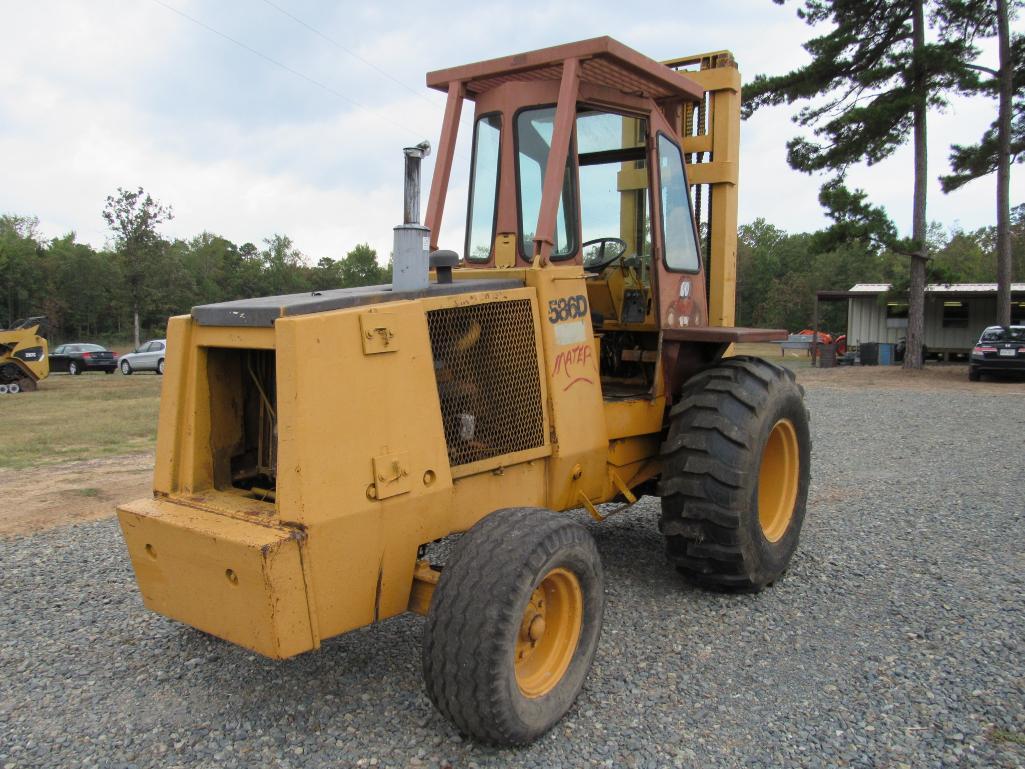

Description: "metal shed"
844 283 1025 357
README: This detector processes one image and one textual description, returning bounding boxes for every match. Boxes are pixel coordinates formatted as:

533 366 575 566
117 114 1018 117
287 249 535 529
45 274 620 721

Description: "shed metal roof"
849 283 1025 295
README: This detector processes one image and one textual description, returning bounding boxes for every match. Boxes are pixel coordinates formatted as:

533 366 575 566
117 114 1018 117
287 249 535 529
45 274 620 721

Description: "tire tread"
658 356 810 590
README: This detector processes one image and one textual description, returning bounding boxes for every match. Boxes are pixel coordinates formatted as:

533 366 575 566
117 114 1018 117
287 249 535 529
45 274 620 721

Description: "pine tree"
939 0 1025 326
102 188 174 349
743 0 977 368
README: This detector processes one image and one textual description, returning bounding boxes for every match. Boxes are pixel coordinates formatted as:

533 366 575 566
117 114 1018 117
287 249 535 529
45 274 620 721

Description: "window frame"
464 111 503 264
512 103 579 263
654 131 702 275
941 300 969 328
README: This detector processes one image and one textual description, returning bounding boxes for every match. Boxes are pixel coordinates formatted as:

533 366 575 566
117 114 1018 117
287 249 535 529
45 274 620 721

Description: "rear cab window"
466 114 502 263
515 106 577 261
981 327 1025 343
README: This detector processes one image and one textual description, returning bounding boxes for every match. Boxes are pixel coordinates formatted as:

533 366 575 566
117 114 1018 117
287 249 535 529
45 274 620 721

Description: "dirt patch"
796 363 1025 394
1 453 153 537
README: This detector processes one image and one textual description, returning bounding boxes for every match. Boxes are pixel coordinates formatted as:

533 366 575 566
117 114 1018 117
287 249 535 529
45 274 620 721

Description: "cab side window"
657 134 700 273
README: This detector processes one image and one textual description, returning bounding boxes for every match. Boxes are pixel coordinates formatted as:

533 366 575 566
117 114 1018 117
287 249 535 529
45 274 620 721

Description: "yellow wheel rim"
757 418 800 543
514 567 583 698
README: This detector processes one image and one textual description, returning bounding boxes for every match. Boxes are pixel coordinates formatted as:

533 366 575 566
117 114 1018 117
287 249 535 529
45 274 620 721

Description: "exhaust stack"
392 141 431 293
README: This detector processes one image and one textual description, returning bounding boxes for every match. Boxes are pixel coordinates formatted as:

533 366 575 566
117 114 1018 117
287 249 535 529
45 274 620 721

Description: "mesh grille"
427 299 545 466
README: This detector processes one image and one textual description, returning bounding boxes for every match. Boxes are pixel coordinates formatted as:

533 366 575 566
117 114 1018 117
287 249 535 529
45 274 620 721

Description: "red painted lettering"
552 343 595 391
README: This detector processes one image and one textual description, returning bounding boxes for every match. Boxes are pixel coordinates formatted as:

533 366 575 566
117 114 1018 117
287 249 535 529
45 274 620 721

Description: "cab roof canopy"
426 36 704 105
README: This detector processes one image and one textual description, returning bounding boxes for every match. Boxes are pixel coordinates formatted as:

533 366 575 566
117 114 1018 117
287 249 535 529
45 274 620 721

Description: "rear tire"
69 361 81 376
422 507 604 746
157 358 165 375
659 356 811 590
968 367 981 382
121 360 132 375
7 382 20 394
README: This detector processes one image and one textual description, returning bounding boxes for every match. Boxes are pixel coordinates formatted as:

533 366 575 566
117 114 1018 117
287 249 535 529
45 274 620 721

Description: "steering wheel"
582 237 628 272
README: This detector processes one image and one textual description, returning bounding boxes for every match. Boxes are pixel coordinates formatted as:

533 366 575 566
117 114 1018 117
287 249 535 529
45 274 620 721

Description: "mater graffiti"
552 342 596 391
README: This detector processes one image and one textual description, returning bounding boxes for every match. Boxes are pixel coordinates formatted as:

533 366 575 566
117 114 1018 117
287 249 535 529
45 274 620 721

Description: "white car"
119 339 167 375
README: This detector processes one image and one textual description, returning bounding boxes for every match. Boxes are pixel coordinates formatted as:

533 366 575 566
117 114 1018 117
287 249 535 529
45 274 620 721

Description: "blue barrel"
878 343 895 366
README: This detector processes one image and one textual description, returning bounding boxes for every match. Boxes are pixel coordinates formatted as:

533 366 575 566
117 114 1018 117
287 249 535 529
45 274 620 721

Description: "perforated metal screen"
427 299 545 467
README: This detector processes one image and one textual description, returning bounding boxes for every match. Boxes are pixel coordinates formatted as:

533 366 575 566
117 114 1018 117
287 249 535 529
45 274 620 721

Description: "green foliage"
0 216 42 327
102 188 174 303
940 32 1025 191
0 205 387 344
736 211 1017 333
743 0 985 290
745 1 976 175
811 180 900 253
3 194 1016 346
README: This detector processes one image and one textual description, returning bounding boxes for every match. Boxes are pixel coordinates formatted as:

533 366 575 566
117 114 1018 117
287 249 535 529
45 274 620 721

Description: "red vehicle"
796 329 832 345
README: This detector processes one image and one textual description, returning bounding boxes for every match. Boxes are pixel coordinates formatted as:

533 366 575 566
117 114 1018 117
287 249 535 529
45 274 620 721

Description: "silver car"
119 339 167 375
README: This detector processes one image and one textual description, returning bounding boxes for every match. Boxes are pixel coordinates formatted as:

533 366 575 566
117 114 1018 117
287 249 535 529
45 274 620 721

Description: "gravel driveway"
2 383 1023 768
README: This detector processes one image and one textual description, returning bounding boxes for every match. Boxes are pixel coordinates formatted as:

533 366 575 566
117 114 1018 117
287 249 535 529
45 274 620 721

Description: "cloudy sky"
1 0 1021 264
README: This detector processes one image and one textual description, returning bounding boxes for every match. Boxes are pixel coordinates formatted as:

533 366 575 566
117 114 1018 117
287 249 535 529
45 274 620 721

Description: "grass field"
0 372 162 470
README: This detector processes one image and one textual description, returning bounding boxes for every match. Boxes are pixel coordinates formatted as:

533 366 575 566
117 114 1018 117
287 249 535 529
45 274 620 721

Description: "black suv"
970 326 1025 381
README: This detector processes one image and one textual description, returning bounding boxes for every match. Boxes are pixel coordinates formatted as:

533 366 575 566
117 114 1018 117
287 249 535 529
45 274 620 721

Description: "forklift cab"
424 38 721 397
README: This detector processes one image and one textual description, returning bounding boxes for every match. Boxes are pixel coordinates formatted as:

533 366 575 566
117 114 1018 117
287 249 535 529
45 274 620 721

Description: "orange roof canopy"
426 36 704 103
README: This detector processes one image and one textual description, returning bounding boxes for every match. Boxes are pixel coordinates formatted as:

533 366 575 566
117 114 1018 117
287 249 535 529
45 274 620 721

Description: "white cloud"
0 0 1020 272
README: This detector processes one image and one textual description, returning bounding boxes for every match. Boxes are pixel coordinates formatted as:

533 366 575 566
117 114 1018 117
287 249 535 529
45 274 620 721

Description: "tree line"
0 206 389 347
735 205 1025 333
3 197 1020 346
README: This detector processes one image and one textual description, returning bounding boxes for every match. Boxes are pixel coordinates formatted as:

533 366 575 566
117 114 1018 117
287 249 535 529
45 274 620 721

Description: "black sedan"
969 325 1025 381
49 343 118 375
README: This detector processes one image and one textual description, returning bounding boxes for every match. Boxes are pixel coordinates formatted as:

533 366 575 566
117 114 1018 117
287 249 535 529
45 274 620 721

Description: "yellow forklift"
118 38 809 745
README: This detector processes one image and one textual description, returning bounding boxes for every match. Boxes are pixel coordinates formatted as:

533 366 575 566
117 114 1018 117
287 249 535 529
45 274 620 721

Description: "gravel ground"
2 384 1024 769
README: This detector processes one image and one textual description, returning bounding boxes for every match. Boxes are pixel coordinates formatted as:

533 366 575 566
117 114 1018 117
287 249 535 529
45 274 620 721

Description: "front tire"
422 508 604 746
659 356 811 590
